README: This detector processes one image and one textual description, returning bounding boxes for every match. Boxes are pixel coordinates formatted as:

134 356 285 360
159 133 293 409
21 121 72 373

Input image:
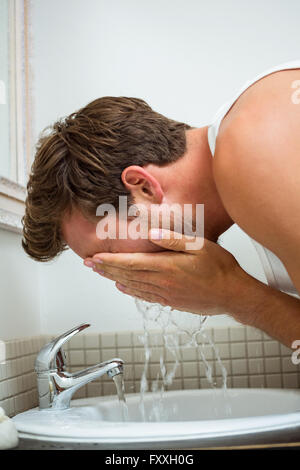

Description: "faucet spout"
35 324 124 410
50 359 124 410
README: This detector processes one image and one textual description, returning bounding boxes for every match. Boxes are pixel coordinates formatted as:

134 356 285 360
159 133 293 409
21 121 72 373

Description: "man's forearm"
229 268 300 348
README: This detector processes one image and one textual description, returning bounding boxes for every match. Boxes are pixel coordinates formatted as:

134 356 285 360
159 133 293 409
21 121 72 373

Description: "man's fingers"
115 279 167 296
115 283 168 306
149 229 204 253
93 265 161 287
89 252 163 271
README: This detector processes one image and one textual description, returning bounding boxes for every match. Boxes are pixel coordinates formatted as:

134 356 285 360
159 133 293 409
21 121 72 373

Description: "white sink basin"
13 389 300 449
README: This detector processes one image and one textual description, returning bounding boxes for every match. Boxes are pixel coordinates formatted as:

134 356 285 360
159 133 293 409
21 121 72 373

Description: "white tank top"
207 59 300 298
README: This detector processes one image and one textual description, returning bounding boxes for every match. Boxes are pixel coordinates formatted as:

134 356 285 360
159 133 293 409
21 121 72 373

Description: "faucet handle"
35 323 90 373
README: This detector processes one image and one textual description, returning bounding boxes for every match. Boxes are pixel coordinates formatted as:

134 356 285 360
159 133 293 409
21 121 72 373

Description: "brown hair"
22 96 191 261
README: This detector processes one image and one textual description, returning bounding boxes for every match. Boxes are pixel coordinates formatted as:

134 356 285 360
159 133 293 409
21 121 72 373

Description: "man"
23 61 300 347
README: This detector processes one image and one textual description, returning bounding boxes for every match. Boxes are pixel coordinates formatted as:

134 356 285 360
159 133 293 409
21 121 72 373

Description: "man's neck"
185 126 234 240
145 126 234 241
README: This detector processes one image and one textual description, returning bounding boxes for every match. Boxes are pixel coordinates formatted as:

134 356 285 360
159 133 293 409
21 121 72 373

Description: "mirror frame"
0 0 32 234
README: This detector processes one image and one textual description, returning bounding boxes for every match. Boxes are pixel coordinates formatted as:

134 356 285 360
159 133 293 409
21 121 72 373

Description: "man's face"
61 207 163 259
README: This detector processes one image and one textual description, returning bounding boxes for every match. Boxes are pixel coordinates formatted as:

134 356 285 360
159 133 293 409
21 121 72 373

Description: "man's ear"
121 166 164 204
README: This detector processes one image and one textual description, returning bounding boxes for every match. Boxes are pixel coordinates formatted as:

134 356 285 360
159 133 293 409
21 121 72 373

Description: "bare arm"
229 266 300 348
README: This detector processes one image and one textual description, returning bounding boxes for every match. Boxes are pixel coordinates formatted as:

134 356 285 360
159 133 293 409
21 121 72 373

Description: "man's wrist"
224 266 275 327
224 265 300 347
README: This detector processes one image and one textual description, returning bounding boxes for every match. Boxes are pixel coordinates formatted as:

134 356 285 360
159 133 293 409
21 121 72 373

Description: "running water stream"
112 299 231 421
112 373 129 421
135 299 231 421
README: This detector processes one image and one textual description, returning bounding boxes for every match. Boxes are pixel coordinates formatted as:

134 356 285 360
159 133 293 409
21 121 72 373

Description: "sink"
13 389 300 449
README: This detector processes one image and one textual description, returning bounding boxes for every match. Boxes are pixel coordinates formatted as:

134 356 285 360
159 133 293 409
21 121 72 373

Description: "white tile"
232 376 248 388
213 328 229 343
102 381 116 395
282 357 299 372
14 395 25 414
266 374 282 388
0 398 13 417
22 393 30 412
280 344 292 357
149 347 164 363
100 333 116 348
249 375 265 388
4 341 15 360
0 362 7 381
8 378 18 397
101 348 118 362
165 348 179 363
85 349 101 366
133 348 146 364
133 364 146 380
247 342 263 358
85 334 100 349
4 361 12 380
282 373 299 388
263 341 280 357
179 332 189 346
248 358 264 375
16 358 22 375
166 379 182 391
134 380 142 393
68 334 84 349
229 327 246 342
182 362 198 378
132 331 145 347
210 343 230 360
123 365 134 381
165 363 181 380
183 378 199 390
125 382 135 394
231 359 248 375
199 361 214 379
149 332 164 347
17 376 24 394
69 350 85 366
149 364 161 380
117 348 133 363
0 381 8 400
215 376 232 388
197 344 214 360
201 327 213 338
215 360 230 377
265 357 281 374
116 332 132 348
181 346 197 362
230 342 246 359
200 378 214 389
246 326 263 341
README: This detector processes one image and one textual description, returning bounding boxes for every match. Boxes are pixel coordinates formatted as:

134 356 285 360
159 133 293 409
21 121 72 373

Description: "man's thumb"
149 229 204 252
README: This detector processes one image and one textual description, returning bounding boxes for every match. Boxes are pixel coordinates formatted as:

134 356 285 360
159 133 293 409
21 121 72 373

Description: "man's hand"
84 229 249 316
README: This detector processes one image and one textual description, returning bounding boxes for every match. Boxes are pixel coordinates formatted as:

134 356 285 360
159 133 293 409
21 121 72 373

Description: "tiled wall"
0 336 52 418
0 325 299 417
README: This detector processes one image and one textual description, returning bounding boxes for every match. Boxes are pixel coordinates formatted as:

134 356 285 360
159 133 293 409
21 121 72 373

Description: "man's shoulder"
215 67 300 160
212 73 300 257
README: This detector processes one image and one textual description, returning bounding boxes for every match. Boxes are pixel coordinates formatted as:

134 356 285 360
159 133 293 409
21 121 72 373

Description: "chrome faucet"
35 323 124 410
